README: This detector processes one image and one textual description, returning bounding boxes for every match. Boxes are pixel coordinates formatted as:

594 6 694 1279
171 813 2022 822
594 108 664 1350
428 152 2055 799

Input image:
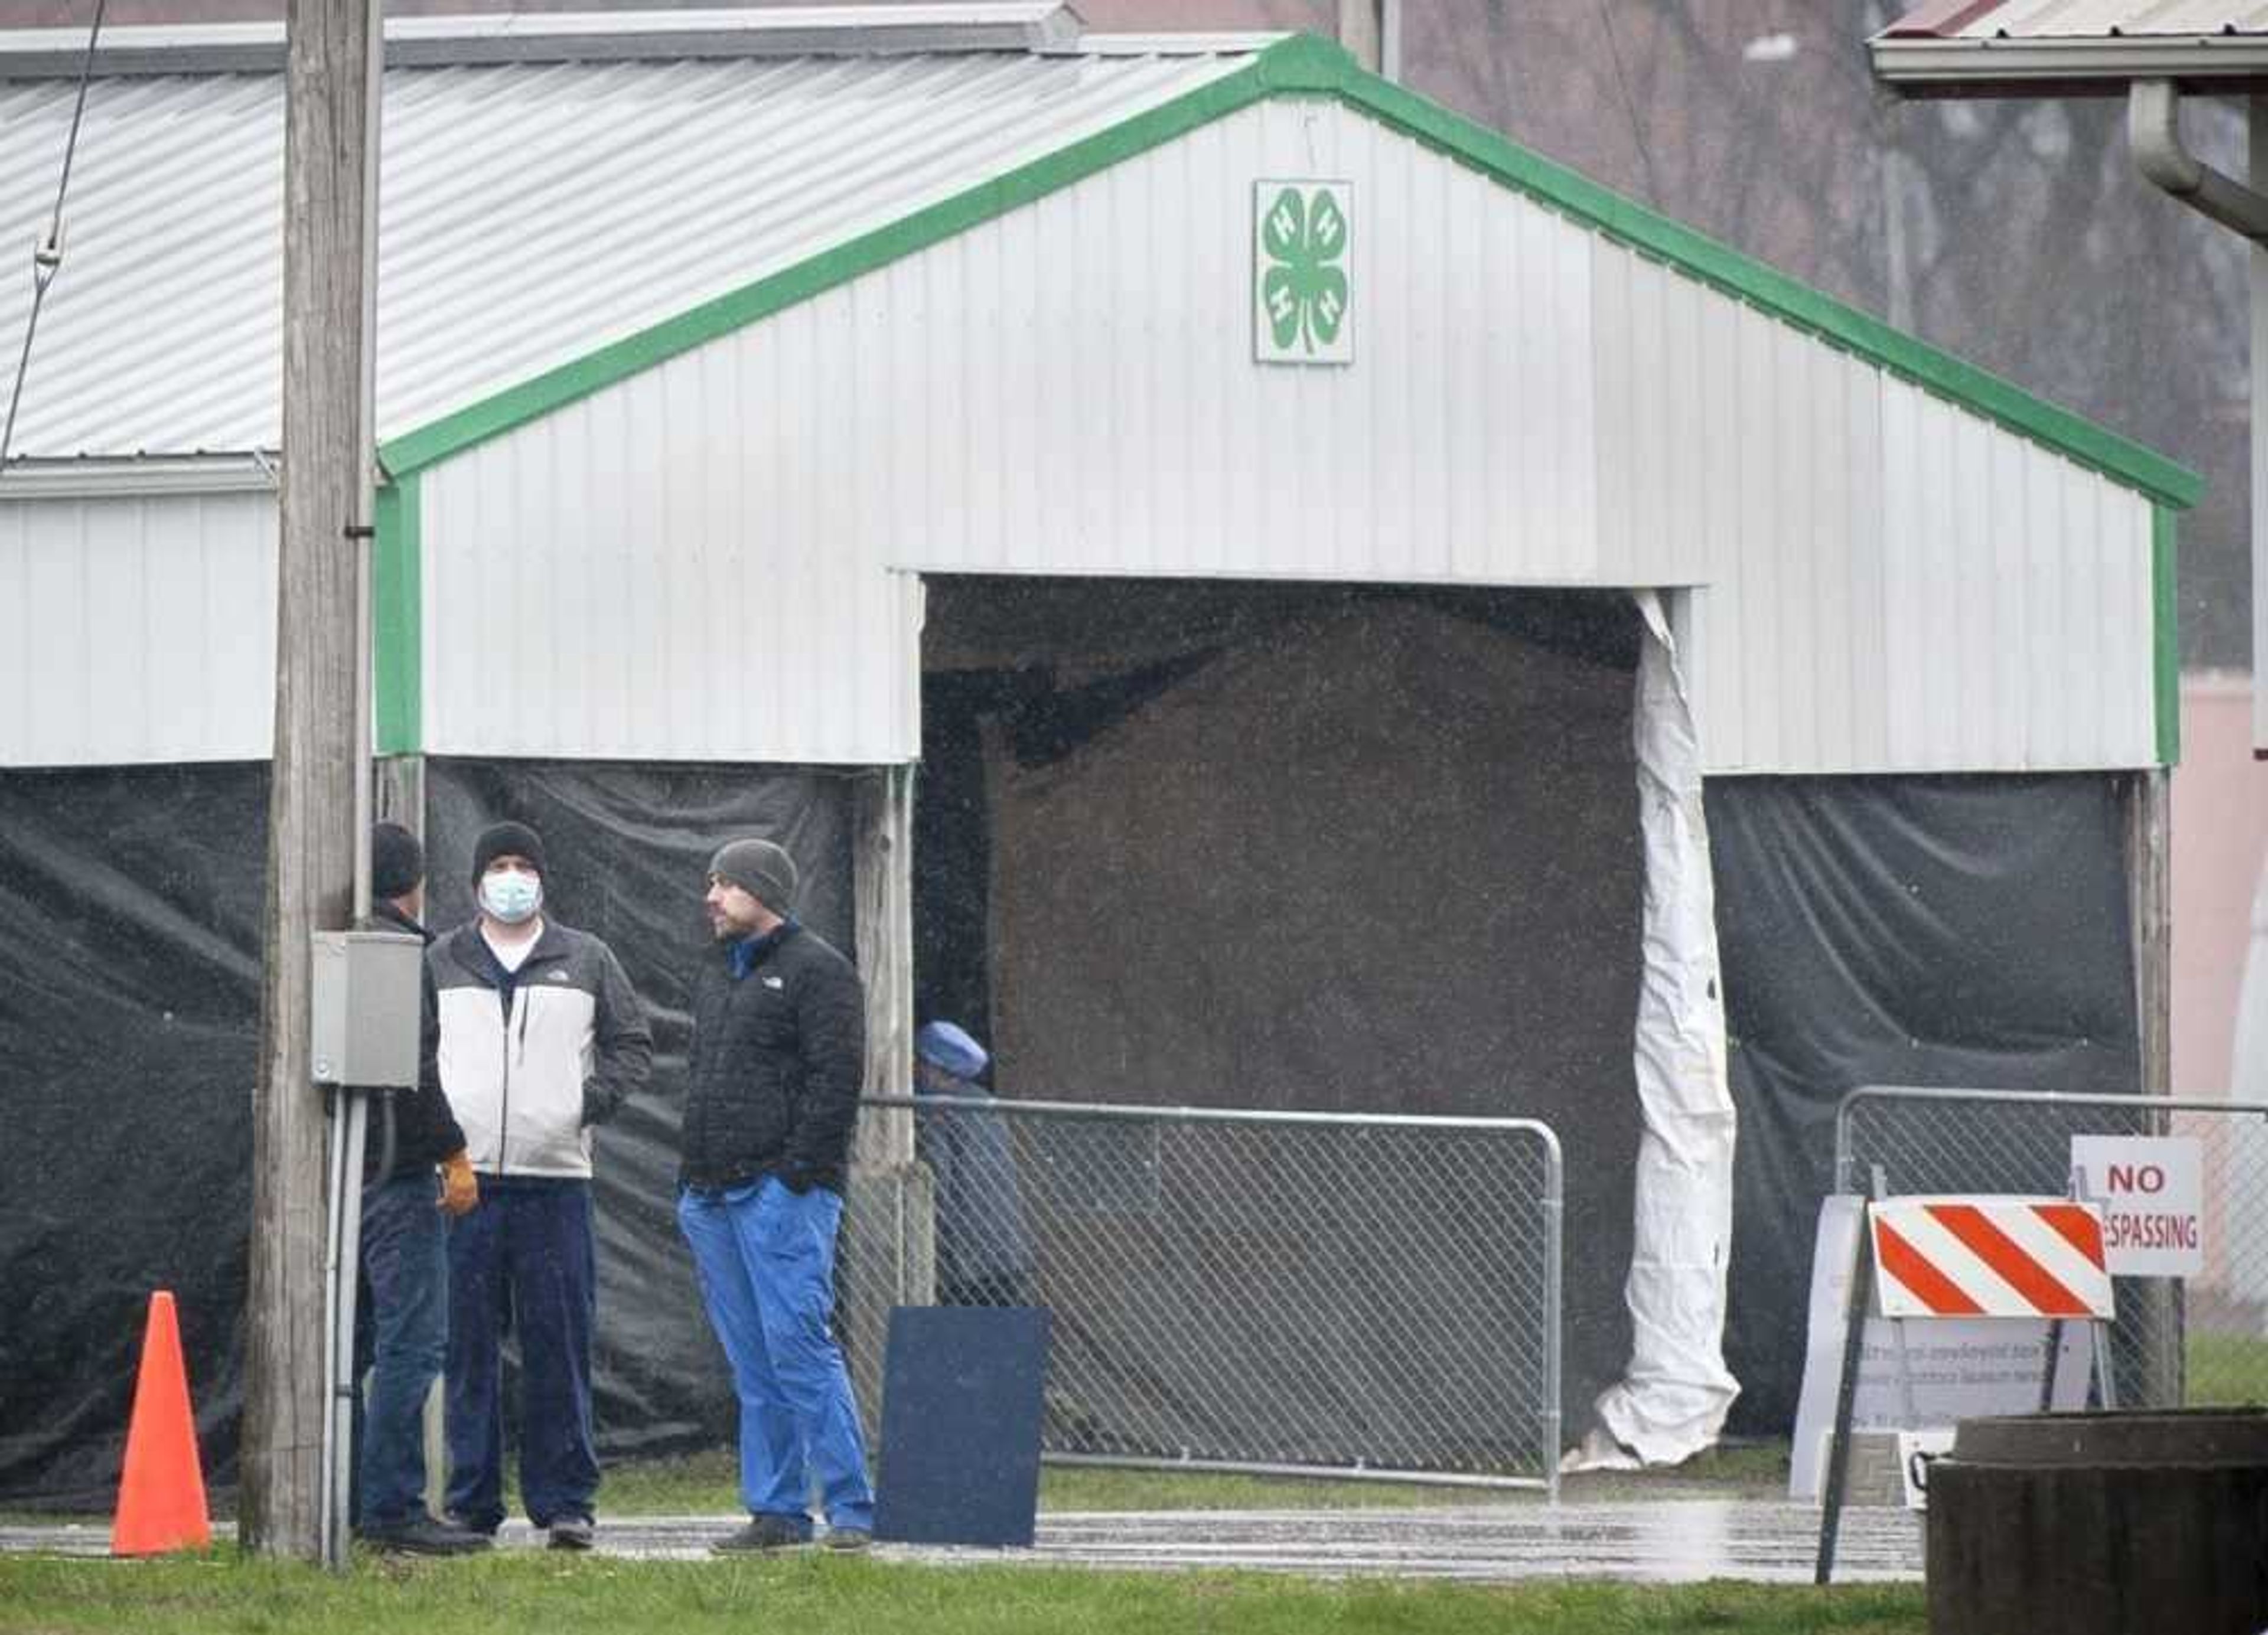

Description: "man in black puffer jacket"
679 837 874 1554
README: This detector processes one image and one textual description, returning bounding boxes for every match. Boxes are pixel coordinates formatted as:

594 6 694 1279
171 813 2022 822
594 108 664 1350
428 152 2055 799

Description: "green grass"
0 1550 1924 1635
2186 1329 2268 1408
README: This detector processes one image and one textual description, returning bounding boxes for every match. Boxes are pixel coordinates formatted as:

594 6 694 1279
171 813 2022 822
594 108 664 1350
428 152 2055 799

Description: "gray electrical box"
310 930 424 1087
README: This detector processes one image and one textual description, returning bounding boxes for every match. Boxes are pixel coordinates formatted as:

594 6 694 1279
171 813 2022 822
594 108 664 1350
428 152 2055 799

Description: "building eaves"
0 5 1086 79
1872 1 2268 91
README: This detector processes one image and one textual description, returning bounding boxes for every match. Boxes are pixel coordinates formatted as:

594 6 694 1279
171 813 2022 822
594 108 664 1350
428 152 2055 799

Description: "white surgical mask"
480 871 543 924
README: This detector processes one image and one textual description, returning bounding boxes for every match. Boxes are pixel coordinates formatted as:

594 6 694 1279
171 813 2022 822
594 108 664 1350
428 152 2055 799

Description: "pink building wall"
2173 675 2268 1097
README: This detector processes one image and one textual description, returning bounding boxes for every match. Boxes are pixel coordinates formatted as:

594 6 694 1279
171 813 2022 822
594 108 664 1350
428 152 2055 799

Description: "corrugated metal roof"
1873 0 2268 82
0 34 1256 459
1886 1 2268 38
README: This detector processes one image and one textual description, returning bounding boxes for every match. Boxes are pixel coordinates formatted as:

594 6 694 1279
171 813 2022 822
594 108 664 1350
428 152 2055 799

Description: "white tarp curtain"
1572 589 1741 1468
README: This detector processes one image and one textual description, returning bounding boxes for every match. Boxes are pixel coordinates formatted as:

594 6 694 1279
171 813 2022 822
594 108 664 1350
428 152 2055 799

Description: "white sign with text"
2070 1135 2204 1277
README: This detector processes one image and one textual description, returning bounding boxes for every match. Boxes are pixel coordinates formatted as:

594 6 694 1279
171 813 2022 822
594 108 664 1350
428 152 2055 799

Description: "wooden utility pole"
1337 0 1380 73
241 0 380 1559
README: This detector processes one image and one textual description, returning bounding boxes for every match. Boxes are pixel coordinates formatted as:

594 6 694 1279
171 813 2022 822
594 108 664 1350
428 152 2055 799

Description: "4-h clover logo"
1254 181 1351 364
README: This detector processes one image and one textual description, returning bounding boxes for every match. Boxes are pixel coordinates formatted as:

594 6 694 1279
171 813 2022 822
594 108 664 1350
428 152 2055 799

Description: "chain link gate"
1835 1085 2268 1408
854 1096 1564 1495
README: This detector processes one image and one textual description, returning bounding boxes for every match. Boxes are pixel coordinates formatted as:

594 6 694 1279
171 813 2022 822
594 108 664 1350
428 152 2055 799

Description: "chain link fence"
1835 1086 2268 1409
853 1095 1564 1493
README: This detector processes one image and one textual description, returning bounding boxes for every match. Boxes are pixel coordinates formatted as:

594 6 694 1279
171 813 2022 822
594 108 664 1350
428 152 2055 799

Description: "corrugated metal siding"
0 491 275 764
0 48 1252 458
418 99 1620 762
1594 229 2155 772
422 95 2155 772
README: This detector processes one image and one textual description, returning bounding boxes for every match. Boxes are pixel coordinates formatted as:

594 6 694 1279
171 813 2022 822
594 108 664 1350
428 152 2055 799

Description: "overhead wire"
0 0 109 476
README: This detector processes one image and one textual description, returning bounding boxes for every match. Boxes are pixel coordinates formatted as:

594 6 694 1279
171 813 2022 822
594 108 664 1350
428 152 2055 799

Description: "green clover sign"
1260 185 1348 355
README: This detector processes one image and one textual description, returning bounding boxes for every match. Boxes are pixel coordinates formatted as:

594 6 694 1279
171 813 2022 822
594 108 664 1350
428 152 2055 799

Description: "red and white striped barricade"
1868 1197 2114 1322
1816 1195 2111 1585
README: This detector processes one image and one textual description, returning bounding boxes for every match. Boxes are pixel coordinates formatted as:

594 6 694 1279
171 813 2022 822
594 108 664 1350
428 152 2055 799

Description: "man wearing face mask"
428 820 652 1551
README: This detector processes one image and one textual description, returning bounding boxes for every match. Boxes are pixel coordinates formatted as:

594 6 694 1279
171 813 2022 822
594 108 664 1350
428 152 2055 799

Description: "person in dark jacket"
679 837 875 1554
432 821 653 1552
913 1020 1034 1308
354 822 486 1555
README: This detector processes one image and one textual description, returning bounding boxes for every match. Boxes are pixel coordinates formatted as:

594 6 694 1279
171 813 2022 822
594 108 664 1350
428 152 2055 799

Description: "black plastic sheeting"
0 744 2143 1502
0 763 268 1507
1710 775 2141 1434
0 759 855 1507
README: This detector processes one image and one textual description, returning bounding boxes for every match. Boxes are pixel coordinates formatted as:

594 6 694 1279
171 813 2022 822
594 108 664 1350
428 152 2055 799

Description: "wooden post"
241 0 379 1561
2129 767 2182 1405
373 755 423 833
855 764 915 1166
843 764 929 1448
1337 0 1380 71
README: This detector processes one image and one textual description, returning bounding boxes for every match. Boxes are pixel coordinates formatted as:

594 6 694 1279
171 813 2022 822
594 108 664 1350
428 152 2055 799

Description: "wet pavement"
0 1502 1922 1584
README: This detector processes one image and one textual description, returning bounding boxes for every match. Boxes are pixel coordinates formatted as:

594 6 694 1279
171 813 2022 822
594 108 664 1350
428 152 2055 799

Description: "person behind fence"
354 823 488 1555
431 820 653 1552
913 1020 1035 1308
678 837 876 1554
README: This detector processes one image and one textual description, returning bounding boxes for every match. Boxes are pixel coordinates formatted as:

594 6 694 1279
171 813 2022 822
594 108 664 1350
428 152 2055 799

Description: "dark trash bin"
1927 1409 2268 1635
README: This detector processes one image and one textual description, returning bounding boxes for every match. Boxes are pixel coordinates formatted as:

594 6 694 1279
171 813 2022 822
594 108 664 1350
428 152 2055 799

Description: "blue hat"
915 1020 989 1080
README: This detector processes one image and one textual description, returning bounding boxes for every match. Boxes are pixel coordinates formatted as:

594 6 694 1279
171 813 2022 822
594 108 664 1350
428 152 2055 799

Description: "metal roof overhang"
0 5 1083 78
1870 35 2268 94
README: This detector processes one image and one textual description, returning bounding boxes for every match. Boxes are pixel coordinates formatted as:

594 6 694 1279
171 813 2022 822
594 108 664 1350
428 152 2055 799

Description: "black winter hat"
471 821 548 883
370 821 424 900
708 837 797 912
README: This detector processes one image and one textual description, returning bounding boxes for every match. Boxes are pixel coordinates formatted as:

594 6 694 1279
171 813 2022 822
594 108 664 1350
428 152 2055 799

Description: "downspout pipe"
2129 79 2268 244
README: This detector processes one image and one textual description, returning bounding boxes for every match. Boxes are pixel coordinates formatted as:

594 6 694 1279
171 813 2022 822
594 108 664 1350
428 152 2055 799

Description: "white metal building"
0 4 2198 1476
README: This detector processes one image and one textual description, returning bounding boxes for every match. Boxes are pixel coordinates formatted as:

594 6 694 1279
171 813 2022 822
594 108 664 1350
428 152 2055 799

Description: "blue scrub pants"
677 1177 875 1534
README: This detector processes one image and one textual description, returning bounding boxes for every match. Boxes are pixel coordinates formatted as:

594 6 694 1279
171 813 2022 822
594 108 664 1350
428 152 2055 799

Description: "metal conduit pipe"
2129 79 2268 245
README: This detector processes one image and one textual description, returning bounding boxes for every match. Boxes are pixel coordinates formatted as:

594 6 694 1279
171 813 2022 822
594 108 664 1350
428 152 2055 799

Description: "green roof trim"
374 475 421 755
2153 505 2179 767
380 31 2201 512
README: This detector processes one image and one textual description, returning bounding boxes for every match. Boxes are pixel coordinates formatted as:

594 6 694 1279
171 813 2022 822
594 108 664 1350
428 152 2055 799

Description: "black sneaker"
547 1516 595 1552
360 1515 493 1556
820 1526 872 1554
711 1515 811 1554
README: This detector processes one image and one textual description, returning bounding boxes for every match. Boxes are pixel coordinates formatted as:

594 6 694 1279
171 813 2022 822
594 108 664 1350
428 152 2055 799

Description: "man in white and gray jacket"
431 820 651 1551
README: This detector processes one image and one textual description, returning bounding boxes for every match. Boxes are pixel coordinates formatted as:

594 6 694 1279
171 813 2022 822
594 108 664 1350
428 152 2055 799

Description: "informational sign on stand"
2070 1135 2204 1277
1788 1196 2087 1501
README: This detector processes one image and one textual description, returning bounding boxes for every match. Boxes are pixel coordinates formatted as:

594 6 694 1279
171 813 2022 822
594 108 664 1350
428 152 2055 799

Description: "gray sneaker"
711 1515 812 1554
547 1516 595 1552
821 1526 872 1554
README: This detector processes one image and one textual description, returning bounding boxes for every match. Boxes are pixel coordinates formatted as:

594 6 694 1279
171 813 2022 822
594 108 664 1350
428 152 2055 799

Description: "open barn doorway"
914 577 1646 1440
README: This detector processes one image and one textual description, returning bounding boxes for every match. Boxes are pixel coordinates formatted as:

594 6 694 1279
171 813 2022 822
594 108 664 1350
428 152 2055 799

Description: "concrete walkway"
1 1502 1922 1584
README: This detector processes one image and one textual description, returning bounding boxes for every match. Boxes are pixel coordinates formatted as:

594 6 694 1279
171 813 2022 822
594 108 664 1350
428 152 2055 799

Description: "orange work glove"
439 1150 479 1216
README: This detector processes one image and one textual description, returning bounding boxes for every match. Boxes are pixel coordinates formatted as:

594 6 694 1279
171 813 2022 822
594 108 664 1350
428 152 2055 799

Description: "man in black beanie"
354 821 484 1554
679 836 875 1553
428 819 651 1551
370 821 431 943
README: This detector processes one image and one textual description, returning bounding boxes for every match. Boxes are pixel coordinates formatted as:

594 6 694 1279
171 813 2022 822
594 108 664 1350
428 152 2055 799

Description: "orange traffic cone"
110 1290 211 1556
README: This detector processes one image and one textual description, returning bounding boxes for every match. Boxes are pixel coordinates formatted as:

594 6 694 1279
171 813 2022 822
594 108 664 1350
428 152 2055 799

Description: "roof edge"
384 29 2202 510
0 5 1083 78
0 453 277 499
1871 35 2268 89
